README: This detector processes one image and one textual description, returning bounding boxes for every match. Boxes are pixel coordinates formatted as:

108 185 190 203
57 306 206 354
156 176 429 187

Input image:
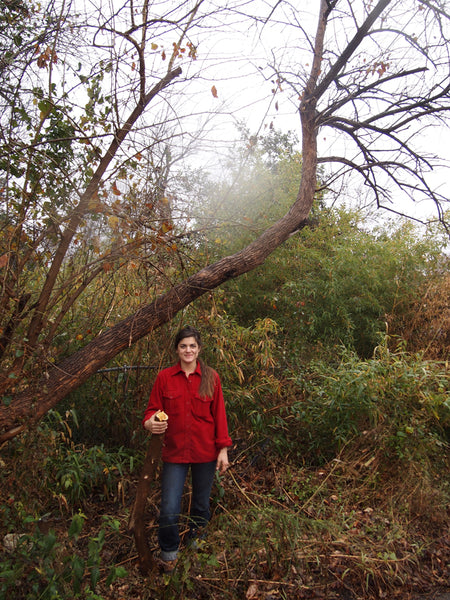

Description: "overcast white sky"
69 0 449 226
162 1 450 225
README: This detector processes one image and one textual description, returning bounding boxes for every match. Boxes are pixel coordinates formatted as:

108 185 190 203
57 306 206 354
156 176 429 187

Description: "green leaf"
68 513 85 540
105 565 127 586
71 555 85 594
90 565 100 589
38 99 51 114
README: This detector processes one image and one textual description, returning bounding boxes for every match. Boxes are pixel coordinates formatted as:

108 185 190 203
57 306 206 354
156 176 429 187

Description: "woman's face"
176 336 200 368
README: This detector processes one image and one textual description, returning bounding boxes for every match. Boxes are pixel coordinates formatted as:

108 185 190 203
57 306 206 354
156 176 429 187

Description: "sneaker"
160 558 178 573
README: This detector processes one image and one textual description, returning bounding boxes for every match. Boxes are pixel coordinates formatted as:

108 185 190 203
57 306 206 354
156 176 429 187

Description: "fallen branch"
128 433 164 575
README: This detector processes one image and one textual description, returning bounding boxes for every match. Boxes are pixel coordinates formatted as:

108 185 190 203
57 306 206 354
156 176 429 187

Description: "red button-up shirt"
143 361 232 463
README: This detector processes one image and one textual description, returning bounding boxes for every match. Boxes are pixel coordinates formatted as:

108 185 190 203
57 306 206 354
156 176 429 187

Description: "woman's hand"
144 412 169 435
216 447 230 474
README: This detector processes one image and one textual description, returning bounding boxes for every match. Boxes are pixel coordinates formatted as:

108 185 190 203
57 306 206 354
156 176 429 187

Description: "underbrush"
0 415 137 600
1 410 138 518
145 447 449 600
230 340 450 468
1 429 448 600
0 340 448 599
0 513 127 600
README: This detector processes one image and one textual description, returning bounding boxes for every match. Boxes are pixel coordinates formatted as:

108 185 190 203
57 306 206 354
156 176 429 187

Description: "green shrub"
0 513 126 600
224 211 445 360
59 365 154 448
197 313 284 436
44 442 136 505
286 340 449 465
219 335 448 470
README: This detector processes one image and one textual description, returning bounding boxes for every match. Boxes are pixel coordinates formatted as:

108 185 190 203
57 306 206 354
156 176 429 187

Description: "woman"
143 325 232 571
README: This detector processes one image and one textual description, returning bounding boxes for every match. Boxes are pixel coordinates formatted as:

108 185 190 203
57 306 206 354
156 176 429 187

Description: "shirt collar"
174 360 202 376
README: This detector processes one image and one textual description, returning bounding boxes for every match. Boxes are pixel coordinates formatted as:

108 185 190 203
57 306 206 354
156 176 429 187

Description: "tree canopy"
1 0 450 441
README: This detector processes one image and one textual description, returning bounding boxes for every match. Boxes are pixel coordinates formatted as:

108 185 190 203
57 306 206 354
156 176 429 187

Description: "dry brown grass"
389 271 450 360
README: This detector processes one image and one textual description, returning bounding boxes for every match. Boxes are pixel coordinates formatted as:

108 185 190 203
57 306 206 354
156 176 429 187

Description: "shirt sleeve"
212 372 232 450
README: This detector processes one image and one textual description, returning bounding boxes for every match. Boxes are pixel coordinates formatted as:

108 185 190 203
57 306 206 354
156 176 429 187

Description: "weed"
0 512 127 600
45 443 135 505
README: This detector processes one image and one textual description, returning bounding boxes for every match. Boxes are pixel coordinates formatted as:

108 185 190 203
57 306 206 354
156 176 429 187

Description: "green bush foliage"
224 211 445 359
0 513 126 600
257 340 450 467
38 410 136 505
46 442 135 505
59 367 154 448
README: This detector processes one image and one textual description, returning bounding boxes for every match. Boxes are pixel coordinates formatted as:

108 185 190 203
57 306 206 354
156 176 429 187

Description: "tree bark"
128 433 164 575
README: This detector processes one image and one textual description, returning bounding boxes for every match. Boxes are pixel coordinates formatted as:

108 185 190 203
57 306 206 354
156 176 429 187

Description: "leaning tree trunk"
0 205 315 442
0 1 322 444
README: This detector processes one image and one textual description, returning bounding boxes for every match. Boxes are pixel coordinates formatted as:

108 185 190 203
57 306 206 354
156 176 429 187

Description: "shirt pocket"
162 389 183 415
192 395 213 420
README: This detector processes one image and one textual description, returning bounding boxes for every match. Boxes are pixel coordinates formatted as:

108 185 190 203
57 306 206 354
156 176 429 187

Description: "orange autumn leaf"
111 182 121 196
211 85 218 98
161 221 172 233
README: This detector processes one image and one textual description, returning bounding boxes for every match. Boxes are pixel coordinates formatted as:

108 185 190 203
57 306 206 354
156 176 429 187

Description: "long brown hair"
174 326 215 398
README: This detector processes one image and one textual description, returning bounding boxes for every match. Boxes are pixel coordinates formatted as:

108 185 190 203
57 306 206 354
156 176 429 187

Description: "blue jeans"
158 461 216 561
